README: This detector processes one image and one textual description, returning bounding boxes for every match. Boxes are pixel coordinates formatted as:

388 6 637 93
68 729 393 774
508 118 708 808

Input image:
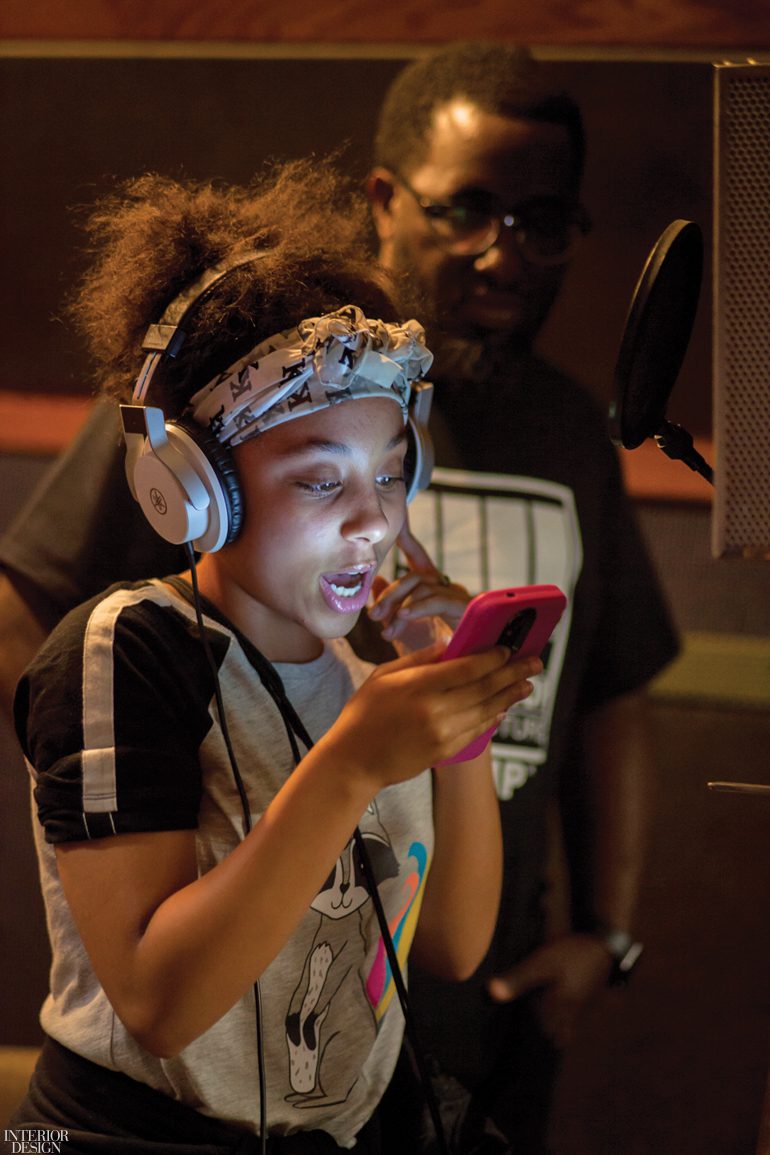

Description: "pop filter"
609 219 713 484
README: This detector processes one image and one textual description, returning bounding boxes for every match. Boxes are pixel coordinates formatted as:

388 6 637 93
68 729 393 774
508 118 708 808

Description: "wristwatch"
593 925 644 986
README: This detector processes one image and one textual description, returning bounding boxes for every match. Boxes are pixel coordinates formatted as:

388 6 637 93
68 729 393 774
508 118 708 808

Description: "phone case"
437 584 567 766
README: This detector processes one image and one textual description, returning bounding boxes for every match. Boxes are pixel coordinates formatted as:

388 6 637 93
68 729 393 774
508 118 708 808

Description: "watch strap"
593 925 644 986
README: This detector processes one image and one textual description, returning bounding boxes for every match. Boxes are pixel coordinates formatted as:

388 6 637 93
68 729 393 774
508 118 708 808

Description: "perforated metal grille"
713 63 770 559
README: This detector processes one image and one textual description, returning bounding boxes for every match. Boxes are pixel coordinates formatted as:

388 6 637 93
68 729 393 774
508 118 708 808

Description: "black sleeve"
0 399 187 632
15 589 218 843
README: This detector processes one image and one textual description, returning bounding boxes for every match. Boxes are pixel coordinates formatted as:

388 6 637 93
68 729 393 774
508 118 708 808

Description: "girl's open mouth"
319 565 376 614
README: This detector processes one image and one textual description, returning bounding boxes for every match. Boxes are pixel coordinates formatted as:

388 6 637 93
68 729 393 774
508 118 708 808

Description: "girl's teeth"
329 580 363 598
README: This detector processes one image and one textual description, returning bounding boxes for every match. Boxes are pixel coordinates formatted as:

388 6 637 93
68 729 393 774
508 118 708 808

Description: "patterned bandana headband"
189 305 434 448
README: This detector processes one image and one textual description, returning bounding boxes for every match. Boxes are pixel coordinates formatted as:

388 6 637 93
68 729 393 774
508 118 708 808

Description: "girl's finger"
394 588 467 615
369 572 425 621
371 575 389 602
436 681 535 763
396 519 443 579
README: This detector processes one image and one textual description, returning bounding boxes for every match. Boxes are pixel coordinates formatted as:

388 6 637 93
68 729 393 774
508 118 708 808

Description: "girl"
12 161 540 1153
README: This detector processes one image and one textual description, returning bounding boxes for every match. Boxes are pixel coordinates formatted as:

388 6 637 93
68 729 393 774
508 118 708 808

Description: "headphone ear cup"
173 417 243 549
129 411 242 554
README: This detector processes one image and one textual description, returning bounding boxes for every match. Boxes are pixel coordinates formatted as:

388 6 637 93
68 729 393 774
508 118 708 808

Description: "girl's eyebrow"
283 429 408 458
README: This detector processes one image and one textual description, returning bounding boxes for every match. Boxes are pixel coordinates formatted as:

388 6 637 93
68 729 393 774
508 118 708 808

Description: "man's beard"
428 333 492 387
427 329 535 391
389 239 534 390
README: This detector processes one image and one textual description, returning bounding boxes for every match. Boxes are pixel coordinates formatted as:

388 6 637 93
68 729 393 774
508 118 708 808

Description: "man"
366 43 677 1152
0 41 677 1152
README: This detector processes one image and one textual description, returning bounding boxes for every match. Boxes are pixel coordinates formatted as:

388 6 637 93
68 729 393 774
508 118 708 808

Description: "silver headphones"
121 254 435 553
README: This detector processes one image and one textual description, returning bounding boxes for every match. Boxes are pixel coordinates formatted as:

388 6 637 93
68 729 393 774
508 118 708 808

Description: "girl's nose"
341 494 390 544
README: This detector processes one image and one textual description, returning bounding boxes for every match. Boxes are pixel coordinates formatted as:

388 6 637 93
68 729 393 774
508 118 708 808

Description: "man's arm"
487 688 653 1047
0 573 46 718
0 399 188 722
579 687 652 935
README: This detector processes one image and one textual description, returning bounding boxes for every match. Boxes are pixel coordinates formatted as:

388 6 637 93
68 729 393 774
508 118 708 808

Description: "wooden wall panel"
1 0 769 50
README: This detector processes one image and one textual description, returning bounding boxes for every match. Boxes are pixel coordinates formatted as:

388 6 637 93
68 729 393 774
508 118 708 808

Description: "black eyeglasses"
396 173 591 266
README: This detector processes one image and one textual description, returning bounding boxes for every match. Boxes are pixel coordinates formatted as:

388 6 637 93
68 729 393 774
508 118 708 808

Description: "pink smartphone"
437 584 567 766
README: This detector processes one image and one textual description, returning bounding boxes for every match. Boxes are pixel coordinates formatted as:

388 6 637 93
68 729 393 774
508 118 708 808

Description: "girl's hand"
368 521 471 654
316 641 542 792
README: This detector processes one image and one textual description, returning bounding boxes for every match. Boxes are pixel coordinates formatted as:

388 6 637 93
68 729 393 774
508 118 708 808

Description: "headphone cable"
184 543 268 1155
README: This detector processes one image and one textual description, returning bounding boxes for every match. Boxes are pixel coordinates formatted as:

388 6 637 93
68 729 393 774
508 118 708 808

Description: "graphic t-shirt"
404 466 581 802
404 356 679 1087
17 580 433 1146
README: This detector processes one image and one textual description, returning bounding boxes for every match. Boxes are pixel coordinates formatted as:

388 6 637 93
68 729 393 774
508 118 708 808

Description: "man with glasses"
367 43 677 1153
390 169 591 262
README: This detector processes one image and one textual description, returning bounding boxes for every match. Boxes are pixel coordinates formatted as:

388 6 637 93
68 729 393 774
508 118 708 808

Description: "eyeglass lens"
423 199 588 264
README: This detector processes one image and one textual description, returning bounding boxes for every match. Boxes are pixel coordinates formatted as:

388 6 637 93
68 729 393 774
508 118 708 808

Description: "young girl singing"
12 161 540 1153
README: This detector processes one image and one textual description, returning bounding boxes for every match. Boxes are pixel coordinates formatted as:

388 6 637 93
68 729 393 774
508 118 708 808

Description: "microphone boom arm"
654 420 714 485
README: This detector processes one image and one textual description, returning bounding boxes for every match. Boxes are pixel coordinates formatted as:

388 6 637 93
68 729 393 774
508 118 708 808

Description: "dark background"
0 54 713 434
1 49 768 1155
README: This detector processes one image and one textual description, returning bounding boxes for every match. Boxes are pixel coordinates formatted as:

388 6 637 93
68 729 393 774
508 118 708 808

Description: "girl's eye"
376 474 405 492
296 474 404 496
297 480 342 495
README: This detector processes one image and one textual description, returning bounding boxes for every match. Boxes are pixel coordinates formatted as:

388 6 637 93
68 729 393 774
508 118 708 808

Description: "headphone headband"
134 249 269 403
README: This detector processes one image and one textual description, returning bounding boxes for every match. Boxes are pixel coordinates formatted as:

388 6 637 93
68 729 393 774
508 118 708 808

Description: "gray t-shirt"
18 580 434 1146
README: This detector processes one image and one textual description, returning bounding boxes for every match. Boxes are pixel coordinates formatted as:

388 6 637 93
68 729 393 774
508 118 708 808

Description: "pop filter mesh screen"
713 62 770 559
615 223 702 449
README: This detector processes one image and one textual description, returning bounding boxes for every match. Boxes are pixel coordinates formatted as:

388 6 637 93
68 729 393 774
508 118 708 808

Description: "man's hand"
486 933 613 1050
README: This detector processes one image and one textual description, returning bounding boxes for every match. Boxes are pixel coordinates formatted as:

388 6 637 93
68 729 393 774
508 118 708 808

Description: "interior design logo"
3 1130 69 1153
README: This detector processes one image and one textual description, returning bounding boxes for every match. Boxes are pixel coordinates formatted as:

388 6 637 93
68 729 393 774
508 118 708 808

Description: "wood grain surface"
1 0 768 50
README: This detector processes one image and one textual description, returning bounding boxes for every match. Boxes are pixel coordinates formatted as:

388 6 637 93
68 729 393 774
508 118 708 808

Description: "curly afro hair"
69 157 403 415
